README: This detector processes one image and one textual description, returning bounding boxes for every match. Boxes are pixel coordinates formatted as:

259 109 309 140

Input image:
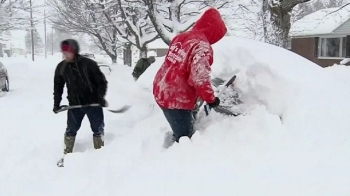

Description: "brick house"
290 5 350 67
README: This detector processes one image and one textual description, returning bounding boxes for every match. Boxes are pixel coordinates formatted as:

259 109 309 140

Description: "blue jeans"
65 107 104 137
161 108 194 142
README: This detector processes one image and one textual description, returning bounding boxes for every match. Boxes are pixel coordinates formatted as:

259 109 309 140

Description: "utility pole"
9 0 11 16
44 10 47 58
51 26 54 55
29 0 34 61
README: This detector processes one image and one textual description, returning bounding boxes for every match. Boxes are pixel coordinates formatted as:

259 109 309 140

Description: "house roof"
290 5 350 37
0 34 10 43
147 39 169 49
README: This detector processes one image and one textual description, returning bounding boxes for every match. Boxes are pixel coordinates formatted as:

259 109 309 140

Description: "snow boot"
93 136 104 149
163 131 175 149
63 135 76 154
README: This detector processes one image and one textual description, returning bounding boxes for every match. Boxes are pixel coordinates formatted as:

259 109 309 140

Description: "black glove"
208 97 220 108
53 105 61 114
98 97 108 107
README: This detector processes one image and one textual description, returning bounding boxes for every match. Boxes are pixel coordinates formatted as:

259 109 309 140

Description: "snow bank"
323 64 350 85
137 36 328 121
2 37 350 195
110 37 350 195
135 56 164 91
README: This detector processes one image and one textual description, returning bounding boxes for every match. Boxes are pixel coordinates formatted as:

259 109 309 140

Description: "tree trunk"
262 1 292 48
111 55 117 64
139 46 147 58
123 43 132 67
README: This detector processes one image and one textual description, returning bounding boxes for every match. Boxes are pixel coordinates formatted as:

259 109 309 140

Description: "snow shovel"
203 74 237 116
56 104 131 114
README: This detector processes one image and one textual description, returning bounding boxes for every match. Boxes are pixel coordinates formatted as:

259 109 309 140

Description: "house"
10 41 26 56
290 5 350 67
0 31 27 57
147 39 169 57
0 42 4 57
0 35 11 57
0 34 4 57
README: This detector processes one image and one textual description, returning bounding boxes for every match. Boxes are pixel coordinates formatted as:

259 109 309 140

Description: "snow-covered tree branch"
47 0 122 63
115 0 158 57
262 0 311 48
142 0 230 45
91 0 159 58
292 0 345 23
222 0 264 40
0 0 29 34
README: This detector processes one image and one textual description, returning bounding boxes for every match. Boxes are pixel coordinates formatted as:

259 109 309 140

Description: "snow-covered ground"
1 36 350 195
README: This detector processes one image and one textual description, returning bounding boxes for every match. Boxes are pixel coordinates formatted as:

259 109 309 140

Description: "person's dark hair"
60 39 80 54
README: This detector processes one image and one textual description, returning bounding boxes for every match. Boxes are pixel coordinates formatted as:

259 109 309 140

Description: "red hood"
192 8 227 45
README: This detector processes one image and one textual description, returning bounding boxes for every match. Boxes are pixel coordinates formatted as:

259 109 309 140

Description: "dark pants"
65 107 104 137
161 108 194 142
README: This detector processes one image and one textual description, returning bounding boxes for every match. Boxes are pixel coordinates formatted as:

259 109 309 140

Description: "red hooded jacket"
153 8 227 110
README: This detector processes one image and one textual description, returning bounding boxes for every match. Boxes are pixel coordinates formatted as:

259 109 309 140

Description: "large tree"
262 0 312 48
0 0 29 34
143 0 230 45
222 0 264 40
25 27 44 53
117 0 158 58
94 0 158 58
48 0 123 63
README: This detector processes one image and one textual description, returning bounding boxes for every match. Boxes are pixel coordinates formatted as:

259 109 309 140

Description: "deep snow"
1 37 350 196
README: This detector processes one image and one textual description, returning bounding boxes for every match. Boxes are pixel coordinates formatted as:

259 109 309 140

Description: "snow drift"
1 36 350 196
122 36 350 195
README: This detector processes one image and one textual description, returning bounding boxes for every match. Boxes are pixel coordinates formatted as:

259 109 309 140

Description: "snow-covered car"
0 61 9 92
81 53 95 59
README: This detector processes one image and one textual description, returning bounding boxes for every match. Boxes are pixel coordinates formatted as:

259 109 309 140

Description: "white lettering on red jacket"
153 8 227 110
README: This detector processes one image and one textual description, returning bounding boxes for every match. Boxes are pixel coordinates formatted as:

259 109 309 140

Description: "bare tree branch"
47 0 122 62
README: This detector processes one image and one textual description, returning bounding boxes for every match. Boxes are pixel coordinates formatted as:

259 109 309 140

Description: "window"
318 37 346 58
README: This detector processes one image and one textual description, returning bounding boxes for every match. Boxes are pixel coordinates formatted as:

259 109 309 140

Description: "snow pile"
138 36 325 118
135 56 165 91
323 63 350 85
290 4 350 36
340 58 350 65
112 37 350 195
2 37 350 195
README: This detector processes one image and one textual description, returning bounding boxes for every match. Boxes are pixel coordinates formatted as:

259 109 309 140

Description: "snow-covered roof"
0 34 11 42
10 37 26 49
290 5 350 37
147 39 168 49
7 30 26 49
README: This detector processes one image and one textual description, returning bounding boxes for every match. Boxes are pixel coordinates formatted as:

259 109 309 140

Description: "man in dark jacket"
132 56 156 81
53 39 108 154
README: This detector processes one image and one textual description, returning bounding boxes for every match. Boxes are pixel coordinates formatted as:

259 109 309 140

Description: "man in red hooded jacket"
153 8 227 143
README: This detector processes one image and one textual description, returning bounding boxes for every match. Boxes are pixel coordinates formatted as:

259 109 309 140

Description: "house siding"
155 49 168 57
332 19 350 35
291 37 342 67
